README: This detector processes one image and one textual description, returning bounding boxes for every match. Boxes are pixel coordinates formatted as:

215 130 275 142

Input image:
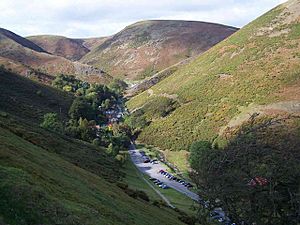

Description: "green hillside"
0 69 185 225
127 0 300 154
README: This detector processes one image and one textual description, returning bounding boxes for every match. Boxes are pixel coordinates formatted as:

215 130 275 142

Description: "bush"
92 138 101 146
189 140 212 172
40 113 63 133
152 200 167 208
124 188 138 199
116 181 128 190
178 214 197 225
136 190 150 202
0 111 8 118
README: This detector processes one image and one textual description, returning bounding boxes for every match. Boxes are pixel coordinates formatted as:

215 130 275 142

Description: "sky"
0 0 286 38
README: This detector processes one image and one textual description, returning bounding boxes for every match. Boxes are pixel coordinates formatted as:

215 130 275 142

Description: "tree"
189 140 212 172
40 113 63 133
191 117 300 225
69 97 95 120
124 110 148 129
108 79 128 94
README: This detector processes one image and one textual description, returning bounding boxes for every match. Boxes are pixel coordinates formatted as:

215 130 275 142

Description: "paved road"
129 144 200 202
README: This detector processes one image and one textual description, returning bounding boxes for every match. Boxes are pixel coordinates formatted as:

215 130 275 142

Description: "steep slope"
127 0 300 156
0 28 47 53
80 37 110 51
0 68 184 225
81 20 238 80
0 28 112 84
125 57 194 97
27 35 90 61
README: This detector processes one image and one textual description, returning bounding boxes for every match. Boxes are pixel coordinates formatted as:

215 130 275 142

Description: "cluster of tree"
189 116 300 225
41 74 131 158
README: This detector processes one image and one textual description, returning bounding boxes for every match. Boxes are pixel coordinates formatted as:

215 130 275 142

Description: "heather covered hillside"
127 0 300 156
0 28 112 84
81 20 238 80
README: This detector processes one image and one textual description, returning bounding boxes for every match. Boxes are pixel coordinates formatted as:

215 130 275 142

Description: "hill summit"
81 20 238 80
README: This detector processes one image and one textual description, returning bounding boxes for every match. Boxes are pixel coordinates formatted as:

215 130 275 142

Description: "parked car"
149 177 157 181
153 179 161 184
144 159 150 163
161 184 169 189
151 160 158 164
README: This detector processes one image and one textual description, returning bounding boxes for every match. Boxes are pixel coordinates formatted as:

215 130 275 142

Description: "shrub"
0 111 8 118
124 188 138 199
152 200 167 208
136 190 150 202
40 113 63 133
116 181 128 190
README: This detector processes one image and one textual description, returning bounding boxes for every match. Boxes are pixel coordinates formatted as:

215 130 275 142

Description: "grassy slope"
0 69 184 225
0 69 73 122
127 2 300 152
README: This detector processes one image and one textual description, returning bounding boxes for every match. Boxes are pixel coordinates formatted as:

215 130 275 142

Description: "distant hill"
0 28 47 53
81 20 238 80
126 0 300 166
27 35 90 61
0 28 112 84
79 37 109 51
0 68 185 225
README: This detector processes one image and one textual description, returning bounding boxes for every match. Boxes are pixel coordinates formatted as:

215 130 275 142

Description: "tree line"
189 116 300 225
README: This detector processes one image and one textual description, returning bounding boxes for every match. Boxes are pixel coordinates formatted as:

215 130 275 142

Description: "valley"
0 0 300 224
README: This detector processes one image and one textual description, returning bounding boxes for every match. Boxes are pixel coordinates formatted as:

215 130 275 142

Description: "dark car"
144 159 150 163
149 177 157 181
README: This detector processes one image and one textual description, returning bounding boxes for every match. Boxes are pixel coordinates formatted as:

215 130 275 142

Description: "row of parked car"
158 170 194 188
149 177 169 189
139 150 158 164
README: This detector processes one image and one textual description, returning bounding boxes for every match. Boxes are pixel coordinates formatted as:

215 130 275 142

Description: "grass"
0 69 73 123
127 1 300 155
0 69 185 225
